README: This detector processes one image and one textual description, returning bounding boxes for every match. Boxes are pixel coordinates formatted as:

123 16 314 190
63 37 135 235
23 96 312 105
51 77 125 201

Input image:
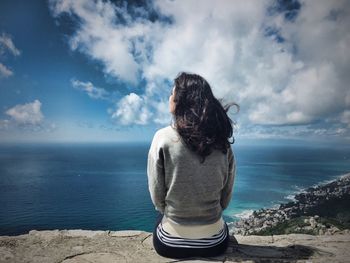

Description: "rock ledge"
1 229 350 262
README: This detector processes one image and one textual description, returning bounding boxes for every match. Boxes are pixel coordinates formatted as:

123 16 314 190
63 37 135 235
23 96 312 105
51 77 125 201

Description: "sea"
0 142 349 236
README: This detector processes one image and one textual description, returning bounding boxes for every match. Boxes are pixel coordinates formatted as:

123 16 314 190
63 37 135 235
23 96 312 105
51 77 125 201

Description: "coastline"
230 172 350 236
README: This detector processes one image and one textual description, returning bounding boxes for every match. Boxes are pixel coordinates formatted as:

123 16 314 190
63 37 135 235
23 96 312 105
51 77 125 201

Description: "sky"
0 0 349 144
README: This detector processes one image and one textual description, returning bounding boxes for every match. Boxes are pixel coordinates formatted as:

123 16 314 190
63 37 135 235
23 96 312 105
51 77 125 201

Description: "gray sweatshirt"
147 125 236 225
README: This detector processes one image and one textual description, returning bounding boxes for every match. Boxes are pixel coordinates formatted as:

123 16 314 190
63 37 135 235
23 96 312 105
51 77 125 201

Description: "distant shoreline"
230 172 350 236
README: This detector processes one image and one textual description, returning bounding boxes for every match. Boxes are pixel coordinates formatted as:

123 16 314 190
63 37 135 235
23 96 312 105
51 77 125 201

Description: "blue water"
0 142 349 236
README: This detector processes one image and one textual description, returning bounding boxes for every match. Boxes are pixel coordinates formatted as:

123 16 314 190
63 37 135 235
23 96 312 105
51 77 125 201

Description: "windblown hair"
171 72 239 163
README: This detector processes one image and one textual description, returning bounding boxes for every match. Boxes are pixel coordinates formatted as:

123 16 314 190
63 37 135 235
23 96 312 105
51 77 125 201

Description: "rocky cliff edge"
1 229 350 262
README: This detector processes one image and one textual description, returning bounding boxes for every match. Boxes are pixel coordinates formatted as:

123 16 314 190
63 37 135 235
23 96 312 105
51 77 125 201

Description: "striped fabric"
156 222 228 248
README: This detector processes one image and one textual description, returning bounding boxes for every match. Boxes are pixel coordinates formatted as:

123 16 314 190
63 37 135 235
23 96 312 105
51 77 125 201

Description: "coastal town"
231 173 350 236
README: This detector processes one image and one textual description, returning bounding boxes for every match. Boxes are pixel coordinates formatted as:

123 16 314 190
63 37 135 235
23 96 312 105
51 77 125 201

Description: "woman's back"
147 72 238 258
147 124 235 225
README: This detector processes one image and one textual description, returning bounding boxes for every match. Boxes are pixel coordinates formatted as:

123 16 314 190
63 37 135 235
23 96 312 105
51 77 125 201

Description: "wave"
310 175 344 189
231 209 255 220
282 172 350 203
283 184 305 202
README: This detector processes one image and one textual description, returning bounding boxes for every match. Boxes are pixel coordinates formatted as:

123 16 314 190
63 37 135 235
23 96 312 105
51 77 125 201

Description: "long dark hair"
171 72 239 163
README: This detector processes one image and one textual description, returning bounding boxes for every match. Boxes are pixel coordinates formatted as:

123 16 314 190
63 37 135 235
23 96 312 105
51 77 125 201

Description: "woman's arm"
147 132 166 213
220 147 236 210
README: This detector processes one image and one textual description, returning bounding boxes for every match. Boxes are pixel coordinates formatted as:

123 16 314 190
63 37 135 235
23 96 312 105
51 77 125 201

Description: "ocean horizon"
1 142 349 236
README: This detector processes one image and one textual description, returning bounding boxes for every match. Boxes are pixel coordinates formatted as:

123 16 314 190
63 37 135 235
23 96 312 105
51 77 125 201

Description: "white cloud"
250 0 350 127
0 32 20 78
0 62 13 77
152 99 171 125
340 110 350 128
5 100 44 125
49 0 153 84
71 79 109 100
0 119 10 130
0 33 21 56
50 0 350 139
0 100 58 134
110 93 152 125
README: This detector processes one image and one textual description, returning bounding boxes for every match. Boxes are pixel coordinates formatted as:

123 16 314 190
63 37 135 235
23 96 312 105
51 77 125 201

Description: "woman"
147 72 237 259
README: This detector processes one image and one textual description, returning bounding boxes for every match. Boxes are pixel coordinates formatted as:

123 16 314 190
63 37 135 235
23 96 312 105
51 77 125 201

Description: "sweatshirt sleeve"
220 146 236 210
147 131 166 213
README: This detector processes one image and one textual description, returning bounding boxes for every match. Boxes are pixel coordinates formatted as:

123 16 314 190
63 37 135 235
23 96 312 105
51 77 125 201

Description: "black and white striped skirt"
152 215 230 258
156 221 228 248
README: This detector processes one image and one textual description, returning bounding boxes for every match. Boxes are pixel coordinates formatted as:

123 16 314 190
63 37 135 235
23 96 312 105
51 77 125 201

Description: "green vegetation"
318 216 349 230
251 216 349 236
251 216 311 235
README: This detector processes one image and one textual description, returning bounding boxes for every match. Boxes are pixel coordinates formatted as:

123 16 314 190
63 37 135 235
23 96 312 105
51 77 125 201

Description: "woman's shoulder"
153 125 180 146
155 125 177 137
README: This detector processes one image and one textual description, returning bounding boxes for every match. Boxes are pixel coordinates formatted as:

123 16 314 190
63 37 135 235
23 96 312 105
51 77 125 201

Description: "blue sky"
0 0 349 144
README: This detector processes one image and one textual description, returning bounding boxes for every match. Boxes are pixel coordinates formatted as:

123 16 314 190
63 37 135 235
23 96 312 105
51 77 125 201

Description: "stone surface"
1 229 350 262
